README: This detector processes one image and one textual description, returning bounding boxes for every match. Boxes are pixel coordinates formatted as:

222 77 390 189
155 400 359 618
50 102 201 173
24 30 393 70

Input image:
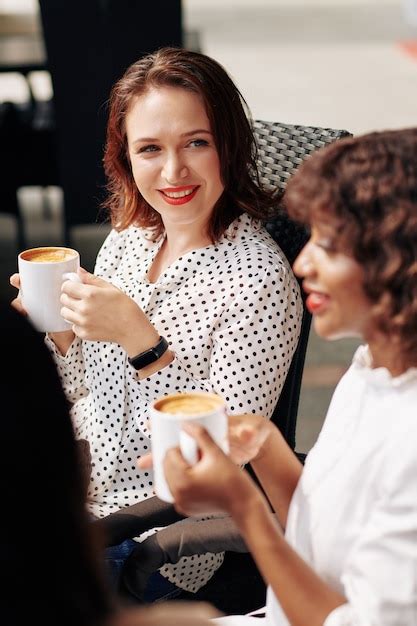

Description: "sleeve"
133 264 302 419
324 433 417 626
44 334 88 404
94 226 128 279
43 227 125 405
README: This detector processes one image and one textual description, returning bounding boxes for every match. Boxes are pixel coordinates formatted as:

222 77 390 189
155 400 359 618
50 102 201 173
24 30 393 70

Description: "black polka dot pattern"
46 213 302 592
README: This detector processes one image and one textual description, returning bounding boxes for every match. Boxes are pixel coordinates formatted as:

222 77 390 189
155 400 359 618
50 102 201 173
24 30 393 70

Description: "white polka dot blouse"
46 212 303 592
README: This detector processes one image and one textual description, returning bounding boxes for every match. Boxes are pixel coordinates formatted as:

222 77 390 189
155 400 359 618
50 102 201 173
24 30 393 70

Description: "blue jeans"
104 538 182 603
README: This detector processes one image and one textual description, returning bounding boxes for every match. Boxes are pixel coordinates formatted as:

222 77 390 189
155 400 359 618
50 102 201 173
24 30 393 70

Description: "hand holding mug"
227 413 275 465
60 268 152 346
163 421 257 518
148 391 229 503
16 246 80 332
137 412 274 470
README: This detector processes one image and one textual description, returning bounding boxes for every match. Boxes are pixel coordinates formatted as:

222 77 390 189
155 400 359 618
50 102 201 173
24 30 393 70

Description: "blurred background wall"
1 0 416 450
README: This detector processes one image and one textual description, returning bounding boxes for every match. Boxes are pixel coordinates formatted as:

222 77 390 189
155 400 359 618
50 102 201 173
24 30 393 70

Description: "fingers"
136 452 153 469
61 267 102 296
164 445 191 476
181 421 223 455
78 267 108 287
163 447 196 515
9 273 20 289
10 297 27 316
9 272 25 313
59 304 81 327
61 278 86 299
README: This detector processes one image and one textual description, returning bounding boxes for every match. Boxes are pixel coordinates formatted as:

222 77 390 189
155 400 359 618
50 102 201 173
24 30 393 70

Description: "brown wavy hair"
283 128 417 364
103 47 278 240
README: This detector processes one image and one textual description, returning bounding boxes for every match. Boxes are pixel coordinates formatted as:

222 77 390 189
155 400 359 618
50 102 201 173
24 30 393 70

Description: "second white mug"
149 391 229 503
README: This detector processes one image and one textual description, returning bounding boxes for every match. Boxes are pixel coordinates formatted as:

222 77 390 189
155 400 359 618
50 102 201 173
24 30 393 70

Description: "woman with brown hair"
10 47 302 599
160 128 417 625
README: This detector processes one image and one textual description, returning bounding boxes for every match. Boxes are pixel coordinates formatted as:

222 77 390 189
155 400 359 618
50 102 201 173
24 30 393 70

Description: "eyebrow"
131 129 212 148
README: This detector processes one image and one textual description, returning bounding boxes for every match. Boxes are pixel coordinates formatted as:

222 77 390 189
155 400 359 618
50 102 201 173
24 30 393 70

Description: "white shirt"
47 213 302 592
218 345 417 625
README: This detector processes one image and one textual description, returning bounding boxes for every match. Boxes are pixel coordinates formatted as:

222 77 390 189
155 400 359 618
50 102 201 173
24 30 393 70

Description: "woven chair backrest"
252 120 352 449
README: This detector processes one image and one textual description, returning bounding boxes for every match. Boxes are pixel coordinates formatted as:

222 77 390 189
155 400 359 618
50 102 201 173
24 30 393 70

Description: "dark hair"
283 127 417 363
103 47 277 240
0 304 115 626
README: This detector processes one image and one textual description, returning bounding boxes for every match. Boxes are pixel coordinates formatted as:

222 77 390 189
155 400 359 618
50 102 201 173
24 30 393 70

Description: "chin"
314 321 361 342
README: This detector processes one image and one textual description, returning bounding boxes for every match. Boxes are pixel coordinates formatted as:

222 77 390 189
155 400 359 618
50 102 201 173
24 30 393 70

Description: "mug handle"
61 272 82 326
179 429 198 465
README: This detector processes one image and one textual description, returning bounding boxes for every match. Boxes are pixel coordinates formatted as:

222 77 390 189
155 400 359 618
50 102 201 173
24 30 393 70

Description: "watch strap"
128 336 169 370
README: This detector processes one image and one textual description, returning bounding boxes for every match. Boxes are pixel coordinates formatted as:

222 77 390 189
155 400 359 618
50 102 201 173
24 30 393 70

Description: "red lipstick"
305 292 330 314
158 185 199 206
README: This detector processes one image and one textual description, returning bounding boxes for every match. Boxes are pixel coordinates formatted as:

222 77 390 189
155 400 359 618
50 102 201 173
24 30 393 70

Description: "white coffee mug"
149 391 229 503
18 246 80 332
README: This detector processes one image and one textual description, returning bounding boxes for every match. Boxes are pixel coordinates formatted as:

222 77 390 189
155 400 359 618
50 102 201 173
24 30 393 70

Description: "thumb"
181 422 222 455
78 267 108 287
137 452 153 469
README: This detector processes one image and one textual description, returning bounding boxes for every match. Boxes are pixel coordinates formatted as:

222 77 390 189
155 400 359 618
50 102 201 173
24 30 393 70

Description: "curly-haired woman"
159 128 417 625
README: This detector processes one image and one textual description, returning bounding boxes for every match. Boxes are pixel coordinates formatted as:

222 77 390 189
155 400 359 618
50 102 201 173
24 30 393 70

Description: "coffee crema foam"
156 394 223 415
21 247 77 263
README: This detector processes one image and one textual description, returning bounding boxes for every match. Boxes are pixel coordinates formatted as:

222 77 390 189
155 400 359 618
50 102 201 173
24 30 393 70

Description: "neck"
163 221 213 261
368 336 414 376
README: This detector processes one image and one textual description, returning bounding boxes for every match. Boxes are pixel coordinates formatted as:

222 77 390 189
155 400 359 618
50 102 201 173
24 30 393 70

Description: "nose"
162 151 188 183
293 241 314 278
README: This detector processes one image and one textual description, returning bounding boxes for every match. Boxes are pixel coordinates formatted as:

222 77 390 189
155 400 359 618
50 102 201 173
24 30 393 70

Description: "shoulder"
100 224 155 253
223 213 294 273
95 225 157 272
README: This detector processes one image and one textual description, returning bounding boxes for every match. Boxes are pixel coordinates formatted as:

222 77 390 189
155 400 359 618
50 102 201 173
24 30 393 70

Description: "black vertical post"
38 0 183 243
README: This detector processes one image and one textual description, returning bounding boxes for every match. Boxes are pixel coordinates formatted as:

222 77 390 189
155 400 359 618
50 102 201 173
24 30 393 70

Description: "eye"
137 144 160 154
188 138 209 148
316 238 337 253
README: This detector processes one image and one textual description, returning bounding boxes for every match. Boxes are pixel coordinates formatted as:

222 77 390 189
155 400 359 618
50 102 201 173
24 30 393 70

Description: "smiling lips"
305 292 330 314
159 185 199 205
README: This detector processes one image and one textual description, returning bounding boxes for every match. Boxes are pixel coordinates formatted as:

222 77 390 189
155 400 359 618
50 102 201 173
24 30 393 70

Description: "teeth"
163 188 195 198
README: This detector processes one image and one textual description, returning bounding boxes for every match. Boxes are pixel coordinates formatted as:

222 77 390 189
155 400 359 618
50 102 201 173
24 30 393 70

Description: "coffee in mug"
18 246 80 333
154 393 223 415
21 247 77 264
149 391 229 503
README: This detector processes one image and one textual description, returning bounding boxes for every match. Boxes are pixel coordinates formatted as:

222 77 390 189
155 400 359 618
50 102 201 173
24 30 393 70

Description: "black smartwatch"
127 336 169 370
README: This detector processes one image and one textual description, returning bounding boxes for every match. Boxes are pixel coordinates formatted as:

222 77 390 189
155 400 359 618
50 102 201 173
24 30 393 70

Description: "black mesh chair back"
254 120 351 450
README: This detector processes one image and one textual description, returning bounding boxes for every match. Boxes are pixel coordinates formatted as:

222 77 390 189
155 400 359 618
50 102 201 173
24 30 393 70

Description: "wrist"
228 472 267 521
231 484 278 542
48 330 76 356
121 329 160 357
136 348 174 379
251 421 279 465
127 335 169 370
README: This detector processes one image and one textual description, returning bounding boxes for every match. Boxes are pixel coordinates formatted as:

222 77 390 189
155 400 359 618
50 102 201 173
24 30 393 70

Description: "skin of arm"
249 422 303 528
164 422 346 626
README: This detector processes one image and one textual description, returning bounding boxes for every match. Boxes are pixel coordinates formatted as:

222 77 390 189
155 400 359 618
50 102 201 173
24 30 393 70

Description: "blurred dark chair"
0 98 59 248
94 120 352 614
39 0 183 245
